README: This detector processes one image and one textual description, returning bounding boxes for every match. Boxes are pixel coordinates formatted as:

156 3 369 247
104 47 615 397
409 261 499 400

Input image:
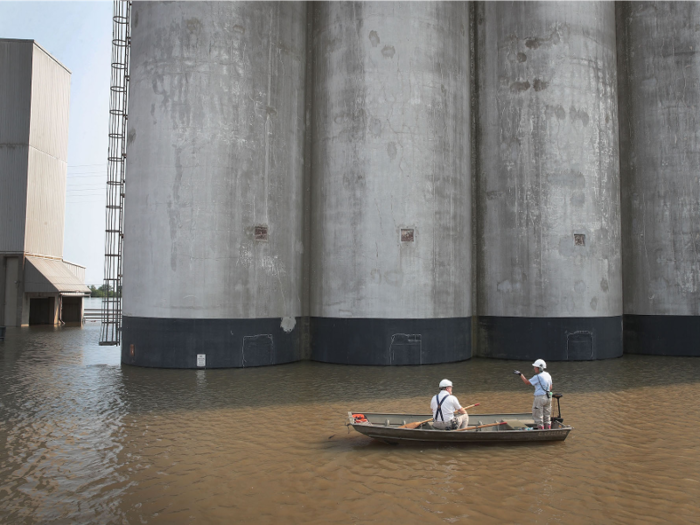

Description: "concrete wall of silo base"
120 316 471 368
121 314 700 367
121 317 302 369
478 317 623 361
623 316 700 357
310 318 471 366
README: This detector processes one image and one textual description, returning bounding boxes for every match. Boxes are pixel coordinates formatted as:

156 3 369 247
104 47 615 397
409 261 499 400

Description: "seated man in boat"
514 359 553 430
431 379 469 430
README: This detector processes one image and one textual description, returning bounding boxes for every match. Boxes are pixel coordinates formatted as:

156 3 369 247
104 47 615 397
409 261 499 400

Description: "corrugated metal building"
0 39 90 326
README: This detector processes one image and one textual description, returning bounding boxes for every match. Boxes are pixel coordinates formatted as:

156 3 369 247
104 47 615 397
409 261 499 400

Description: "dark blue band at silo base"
121 316 302 368
478 316 623 361
310 317 471 365
623 315 700 356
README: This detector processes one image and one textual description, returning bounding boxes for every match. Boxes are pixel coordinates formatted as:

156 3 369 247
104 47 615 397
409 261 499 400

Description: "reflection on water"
1 325 699 523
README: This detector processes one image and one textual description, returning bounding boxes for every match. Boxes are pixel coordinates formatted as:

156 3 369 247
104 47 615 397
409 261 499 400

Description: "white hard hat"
439 379 453 388
532 359 547 369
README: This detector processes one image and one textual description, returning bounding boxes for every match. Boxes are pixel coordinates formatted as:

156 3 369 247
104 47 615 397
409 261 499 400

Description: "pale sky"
0 1 112 285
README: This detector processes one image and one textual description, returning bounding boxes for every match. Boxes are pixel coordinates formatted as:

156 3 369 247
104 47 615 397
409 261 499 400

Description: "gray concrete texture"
617 2 700 316
310 2 471 319
475 1 622 319
121 2 700 363
123 2 307 320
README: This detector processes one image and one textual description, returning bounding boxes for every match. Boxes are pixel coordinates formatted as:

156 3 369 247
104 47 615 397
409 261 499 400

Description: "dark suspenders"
434 393 449 421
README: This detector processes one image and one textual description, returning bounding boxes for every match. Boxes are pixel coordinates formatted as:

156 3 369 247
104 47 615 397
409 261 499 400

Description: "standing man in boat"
514 359 553 430
431 379 469 430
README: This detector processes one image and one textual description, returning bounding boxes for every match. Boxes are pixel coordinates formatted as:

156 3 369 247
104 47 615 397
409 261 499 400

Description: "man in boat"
514 359 553 430
430 379 469 430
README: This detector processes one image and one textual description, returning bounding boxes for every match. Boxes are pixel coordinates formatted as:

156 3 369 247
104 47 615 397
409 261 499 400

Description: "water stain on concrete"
547 170 586 189
524 29 561 50
381 45 396 59
186 18 203 34
525 38 541 49
510 80 531 93
545 104 566 120
486 190 504 200
533 78 549 91
570 106 590 126
369 30 380 47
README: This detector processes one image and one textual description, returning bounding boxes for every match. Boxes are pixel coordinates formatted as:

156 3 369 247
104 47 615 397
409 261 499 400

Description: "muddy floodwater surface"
1 324 699 524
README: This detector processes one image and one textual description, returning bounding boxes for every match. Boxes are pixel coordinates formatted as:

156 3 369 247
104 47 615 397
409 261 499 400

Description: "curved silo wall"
617 2 700 356
122 2 307 368
309 2 471 365
475 1 622 361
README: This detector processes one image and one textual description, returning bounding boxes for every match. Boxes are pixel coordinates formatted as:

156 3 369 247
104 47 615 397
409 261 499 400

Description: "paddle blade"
397 417 433 429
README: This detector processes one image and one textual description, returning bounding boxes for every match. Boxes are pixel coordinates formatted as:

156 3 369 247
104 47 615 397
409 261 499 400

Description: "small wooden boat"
347 411 573 444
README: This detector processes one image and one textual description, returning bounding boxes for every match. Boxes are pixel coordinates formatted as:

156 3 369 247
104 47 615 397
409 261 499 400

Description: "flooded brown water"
1 324 699 524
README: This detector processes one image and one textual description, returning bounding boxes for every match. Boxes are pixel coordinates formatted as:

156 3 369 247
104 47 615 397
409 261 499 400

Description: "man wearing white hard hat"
514 359 553 430
430 379 469 430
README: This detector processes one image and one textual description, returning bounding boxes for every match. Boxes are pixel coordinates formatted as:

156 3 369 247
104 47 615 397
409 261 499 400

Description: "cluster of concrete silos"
120 2 700 368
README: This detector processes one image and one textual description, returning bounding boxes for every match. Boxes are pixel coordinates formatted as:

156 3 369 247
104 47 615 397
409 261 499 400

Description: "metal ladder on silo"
100 0 131 346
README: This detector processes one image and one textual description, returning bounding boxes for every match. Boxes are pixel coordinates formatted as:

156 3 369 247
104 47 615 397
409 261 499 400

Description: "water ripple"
1 325 699 523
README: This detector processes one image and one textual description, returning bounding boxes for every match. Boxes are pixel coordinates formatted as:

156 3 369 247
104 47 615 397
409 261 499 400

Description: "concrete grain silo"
309 2 471 364
475 1 623 360
121 2 307 367
617 2 700 356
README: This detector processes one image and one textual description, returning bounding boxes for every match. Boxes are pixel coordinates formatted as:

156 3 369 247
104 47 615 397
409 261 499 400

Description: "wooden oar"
397 417 433 430
398 403 480 429
455 421 507 432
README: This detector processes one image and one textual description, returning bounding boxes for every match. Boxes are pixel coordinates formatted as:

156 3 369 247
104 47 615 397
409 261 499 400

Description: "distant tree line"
89 284 121 298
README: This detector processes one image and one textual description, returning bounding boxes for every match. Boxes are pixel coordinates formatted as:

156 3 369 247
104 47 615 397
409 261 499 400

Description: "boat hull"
347 412 573 444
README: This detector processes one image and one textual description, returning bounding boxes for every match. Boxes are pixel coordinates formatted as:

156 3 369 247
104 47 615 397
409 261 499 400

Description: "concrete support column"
475 1 622 360
3 256 22 327
121 2 307 368
310 2 472 364
617 2 700 356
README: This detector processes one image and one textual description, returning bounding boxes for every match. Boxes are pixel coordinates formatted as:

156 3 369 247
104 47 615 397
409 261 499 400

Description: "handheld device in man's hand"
513 370 521 376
